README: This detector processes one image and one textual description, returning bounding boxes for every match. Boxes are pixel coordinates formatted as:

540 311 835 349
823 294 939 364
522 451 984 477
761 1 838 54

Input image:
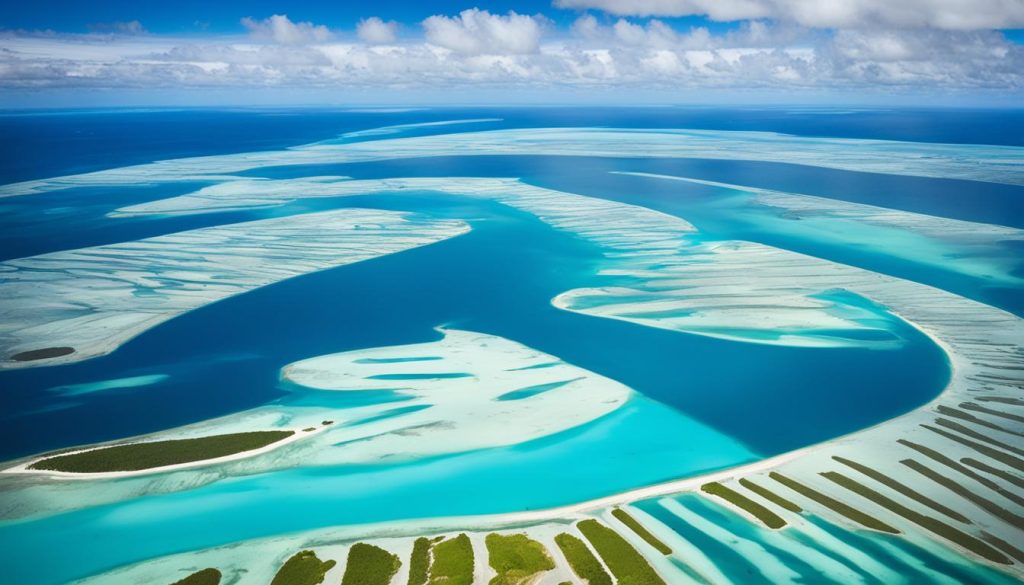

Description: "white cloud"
240 14 332 45
614 19 672 47
87 21 147 35
357 17 398 44
612 18 713 49
572 15 799 50
571 14 602 39
422 9 545 54
553 0 1024 30
0 10 1020 95
824 28 1023 87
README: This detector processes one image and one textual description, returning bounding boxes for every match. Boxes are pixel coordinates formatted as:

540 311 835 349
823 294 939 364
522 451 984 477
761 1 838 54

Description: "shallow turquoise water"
0 193 949 458
635 495 1022 584
0 192 951 583
1 108 1012 583
0 397 754 583
267 154 1023 315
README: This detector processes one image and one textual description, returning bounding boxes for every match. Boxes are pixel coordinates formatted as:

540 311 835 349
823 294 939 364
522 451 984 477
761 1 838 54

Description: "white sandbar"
2 126 1022 200
279 327 631 464
118 176 909 348
0 208 468 369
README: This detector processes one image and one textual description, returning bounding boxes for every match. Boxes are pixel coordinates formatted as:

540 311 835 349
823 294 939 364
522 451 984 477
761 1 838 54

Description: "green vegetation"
611 508 672 554
936 406 1021 437
962 458 1024 490
485 533 555 585
408 537 432 585
738 478 802 513
30 430 294 473
960 401 1024 424
921 424 1024 472
429 533 474 585
577 519 665 585
769 472 898 534
341 543 402 585
271 550 336 585
900 459 1024 529
975 396 1024 406
934 419 1024 457
701 482 786 529
897 440 1024 508
11 346 74 361
821 470 1009 564
981 531 1024 564
554 532 612 585
832 456 969 523
170 568 221 585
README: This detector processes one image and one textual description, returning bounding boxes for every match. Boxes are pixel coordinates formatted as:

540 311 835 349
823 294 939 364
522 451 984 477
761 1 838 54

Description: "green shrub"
577 520 665 585
271 550 336 585
738 478 802 513
170 567 221 585
31 430 294 473
11 346 74 361
701 482 787 529
485 533 554 585
554 532 612 585
831 456 966 522
408 537 432 585
770 472 898 534
341 543 402 585
822 471 1009 564
429 533 474 585
611 508 672 554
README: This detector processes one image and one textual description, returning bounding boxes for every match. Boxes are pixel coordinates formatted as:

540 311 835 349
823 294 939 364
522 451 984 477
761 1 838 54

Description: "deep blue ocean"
0 106 1021 583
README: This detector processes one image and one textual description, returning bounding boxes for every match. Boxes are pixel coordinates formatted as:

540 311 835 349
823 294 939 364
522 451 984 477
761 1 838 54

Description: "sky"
1 0 1023 107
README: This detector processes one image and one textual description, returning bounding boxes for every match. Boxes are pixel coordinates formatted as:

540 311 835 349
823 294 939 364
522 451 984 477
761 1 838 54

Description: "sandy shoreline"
67 295 978 585
3 163 1019 583
0 210 470 371
0 426 324 480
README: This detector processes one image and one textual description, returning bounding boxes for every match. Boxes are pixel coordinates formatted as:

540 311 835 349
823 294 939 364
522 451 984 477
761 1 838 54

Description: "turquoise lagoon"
1 108 1020 583
634 496 1024 584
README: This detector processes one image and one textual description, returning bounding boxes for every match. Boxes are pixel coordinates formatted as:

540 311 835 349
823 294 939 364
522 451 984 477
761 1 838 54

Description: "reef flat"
614 172 1024 286
2 115 1022 584
2 127 1022 200
332 118 504 141
0 209 468 368
112 176 923 348
70 174 1024 583
3 329 712 523
280 328 632 463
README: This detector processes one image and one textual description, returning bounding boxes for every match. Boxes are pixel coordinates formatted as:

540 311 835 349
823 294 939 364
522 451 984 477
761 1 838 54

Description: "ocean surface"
0 106 1021 583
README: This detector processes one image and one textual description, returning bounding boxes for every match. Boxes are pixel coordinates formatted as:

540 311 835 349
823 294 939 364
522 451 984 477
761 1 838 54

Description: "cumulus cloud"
241 14 332 45
590 17 712 49
0 8 1020 96
570 14 602 39
357 17 399 44
422 9 545 54
553 0 1024 30
824 28 1023 87
571 15 807 50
